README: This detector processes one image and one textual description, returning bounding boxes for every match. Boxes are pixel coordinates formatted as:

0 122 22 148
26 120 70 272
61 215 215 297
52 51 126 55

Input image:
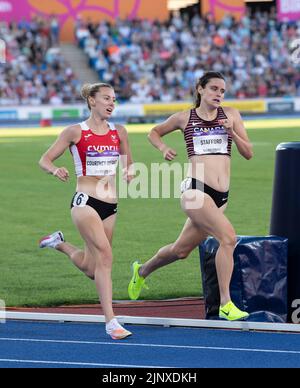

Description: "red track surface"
8 298 205 319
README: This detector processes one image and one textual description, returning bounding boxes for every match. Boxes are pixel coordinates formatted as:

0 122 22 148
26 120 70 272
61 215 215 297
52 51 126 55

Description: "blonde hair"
81 83 114 110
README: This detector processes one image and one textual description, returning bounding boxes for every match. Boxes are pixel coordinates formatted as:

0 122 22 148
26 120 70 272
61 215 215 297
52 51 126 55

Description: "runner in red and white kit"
128 72 253 321
39 83 134 339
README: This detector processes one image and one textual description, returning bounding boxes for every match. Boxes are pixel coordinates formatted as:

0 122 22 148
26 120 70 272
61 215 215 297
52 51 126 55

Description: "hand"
219 119 234 136
123 172 135 183
53 167 69 182
122 165 135 183
161 145 177 161
126 174 135 183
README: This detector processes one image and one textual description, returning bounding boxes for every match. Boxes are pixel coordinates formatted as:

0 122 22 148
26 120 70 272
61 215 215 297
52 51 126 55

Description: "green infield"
0 122 299 307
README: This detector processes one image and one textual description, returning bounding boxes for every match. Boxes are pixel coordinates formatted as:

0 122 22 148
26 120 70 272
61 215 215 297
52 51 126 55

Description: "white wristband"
52 168 59 176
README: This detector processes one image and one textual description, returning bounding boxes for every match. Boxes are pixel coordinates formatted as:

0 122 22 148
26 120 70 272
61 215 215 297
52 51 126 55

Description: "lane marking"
0 358 166 368
1 337 300 355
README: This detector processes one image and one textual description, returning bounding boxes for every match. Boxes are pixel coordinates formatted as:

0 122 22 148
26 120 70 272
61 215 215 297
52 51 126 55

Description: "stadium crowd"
0 16 81 106
76 8 300 103
1 8 300 106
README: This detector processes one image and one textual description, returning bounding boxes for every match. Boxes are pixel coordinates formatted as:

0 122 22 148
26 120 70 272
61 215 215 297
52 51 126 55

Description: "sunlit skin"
198 78 226 110
88 89 117 123
137 76 253 309
196 79 235 141
39 85 134 330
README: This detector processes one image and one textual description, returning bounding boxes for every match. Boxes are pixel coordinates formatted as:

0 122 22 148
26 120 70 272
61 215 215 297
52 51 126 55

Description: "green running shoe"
128 261 148 300
219 301 249 321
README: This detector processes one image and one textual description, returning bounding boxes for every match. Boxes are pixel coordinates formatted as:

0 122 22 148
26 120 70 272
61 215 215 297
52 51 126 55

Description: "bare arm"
39 125 80 182
148 112 185 161
220 108 253 160
117 125 135 183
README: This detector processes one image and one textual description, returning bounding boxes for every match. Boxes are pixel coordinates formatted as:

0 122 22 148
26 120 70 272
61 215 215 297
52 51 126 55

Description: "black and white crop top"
183 107 232 158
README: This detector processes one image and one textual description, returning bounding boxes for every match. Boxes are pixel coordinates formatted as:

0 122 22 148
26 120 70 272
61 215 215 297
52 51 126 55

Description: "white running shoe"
39 231 65 249
106 318 132 340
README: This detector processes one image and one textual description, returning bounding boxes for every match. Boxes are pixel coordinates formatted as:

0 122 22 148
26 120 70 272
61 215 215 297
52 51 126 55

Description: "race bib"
72 192 89 207
193 134 228 155
180 177 192 193
86 150 119 176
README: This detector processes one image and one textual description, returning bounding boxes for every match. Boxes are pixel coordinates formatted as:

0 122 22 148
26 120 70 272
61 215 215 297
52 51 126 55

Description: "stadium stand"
0 16 82 106
75 9 300 103
1 9 300 106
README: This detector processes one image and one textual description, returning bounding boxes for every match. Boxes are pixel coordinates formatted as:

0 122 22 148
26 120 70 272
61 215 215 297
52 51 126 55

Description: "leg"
102 213 117 246
128 217 208 300
140 218 208 278
56 242 91 276
71 206 116 322
40 209 131 337
181 191 236 306
55 212 117 280
79 213 117 279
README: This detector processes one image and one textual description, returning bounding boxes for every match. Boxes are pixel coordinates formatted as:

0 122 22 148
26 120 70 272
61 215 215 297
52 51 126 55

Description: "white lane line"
0 358 166 368
0 337 300 355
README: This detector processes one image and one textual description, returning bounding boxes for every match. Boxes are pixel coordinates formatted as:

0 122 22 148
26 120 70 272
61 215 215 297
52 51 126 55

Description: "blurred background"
0 0 299 126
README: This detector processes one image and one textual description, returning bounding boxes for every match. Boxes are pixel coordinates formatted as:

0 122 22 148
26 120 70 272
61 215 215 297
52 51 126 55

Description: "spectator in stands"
76 10 300 103
50 15 60 46
0 17 80 105
1 10 300 106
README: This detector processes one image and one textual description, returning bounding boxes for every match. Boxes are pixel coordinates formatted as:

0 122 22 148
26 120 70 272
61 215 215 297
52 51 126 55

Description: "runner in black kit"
128 72 253 320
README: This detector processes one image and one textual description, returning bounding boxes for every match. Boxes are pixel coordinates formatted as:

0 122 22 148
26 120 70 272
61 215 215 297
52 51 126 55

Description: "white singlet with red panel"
70 121 120 177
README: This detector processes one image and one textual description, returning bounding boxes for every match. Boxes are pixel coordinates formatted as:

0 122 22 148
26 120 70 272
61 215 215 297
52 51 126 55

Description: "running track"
1 320 300 368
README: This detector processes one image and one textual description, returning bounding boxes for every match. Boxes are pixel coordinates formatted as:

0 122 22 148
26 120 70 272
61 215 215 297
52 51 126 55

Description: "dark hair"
81 83 114 110
194 71 225 108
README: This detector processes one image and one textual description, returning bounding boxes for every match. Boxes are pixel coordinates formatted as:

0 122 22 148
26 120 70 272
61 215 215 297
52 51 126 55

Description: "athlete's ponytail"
80 82 114 110
194 71 225 108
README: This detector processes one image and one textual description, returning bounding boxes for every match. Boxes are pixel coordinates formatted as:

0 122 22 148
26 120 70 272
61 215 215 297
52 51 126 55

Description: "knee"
219 231 237 248
86 270 95 281
170 244 191 260
96 248 113 269
89 243 113 269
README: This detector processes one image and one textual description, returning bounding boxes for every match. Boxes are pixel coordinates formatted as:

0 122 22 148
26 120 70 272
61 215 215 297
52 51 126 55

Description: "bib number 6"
73 192 88 208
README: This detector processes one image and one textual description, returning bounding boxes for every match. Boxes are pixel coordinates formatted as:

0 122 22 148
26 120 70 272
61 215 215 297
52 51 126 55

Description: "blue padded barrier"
270 142 300 322
199 236 288 322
